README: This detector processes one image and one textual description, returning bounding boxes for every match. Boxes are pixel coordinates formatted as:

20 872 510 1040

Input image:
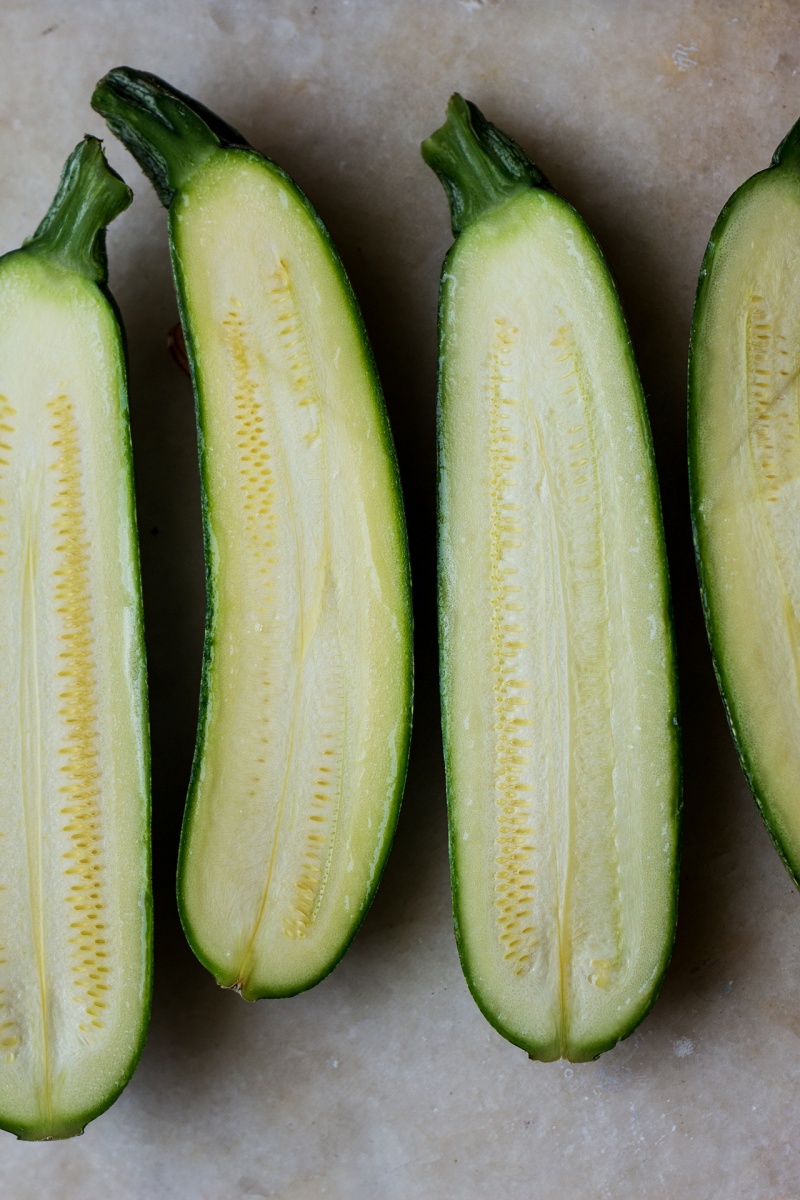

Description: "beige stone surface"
1 1 800 1195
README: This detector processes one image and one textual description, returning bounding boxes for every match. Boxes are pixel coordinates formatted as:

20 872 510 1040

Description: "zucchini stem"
92 67 247 207
24 137 131 284
421 94 548 236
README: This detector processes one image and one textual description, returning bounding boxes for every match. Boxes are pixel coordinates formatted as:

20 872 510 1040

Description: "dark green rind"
689 116 800 890
429 103 681 1062
95 69 413 1000
771 112 800 174
91 67 247 206
0 147 151 1141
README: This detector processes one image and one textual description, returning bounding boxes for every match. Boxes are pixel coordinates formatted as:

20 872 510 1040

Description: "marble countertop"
1 2 800 1196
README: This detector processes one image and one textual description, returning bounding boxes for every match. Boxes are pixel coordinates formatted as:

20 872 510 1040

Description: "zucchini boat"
93 69 413 999
424 97 679 1061
690 118 800 883
0 139 150 1138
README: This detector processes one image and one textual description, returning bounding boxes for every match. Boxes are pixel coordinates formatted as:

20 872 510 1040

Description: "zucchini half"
690 118 800 882
424 98 680 1061
93 69 413 999
0 139 150 1138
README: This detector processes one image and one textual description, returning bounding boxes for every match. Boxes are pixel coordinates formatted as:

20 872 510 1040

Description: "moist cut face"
439 190 678 1061
0 256 148 1138
692 171 800 877
175 153 411 998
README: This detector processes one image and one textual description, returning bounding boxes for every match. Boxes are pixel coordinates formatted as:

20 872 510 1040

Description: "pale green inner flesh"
0 256 148 1136
175 153 410 997
693 172 800 872
440 191 677 1059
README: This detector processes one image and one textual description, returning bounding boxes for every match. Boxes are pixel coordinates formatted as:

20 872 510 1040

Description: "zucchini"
93 69 413 999
0 138 150 1138
423 97 679 1061
690 118 800 882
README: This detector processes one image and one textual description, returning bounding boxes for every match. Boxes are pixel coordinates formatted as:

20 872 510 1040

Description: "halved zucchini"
92 69 413 999
424 97 679 1061
690 118 800 882
0 139 150 1138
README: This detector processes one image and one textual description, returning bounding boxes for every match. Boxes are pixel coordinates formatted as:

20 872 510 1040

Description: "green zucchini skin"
689 118 800 886
0 139 151 1140
93 70 413 999
425 97 680 1061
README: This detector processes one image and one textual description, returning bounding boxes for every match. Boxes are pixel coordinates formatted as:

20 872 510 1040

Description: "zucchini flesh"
690 120 800 880
93 70 412 999
0 140 150 1139
424 98 679 1061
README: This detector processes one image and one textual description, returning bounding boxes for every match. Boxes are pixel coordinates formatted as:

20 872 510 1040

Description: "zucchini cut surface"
0 252 149 1136
691 145 800 879
429 100 679 1062
174 151 412 997
93 69 411 1000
